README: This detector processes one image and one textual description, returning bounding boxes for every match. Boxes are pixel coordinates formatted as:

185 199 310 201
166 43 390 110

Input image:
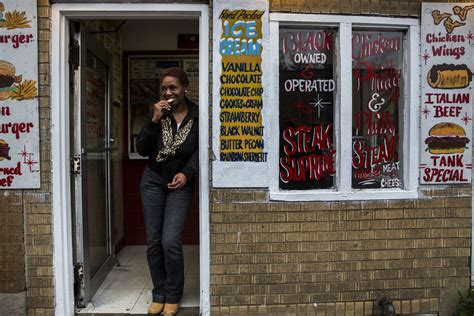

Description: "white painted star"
310 94 332 118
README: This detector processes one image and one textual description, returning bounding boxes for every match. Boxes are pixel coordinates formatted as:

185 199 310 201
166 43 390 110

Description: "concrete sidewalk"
0 292 26 316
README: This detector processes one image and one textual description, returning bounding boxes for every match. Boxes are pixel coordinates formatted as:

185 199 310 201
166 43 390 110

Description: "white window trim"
268 13 420 201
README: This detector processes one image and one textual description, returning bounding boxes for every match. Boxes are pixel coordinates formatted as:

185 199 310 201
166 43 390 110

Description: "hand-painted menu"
420 3 473 184
0 0 39 188
279 27 336 190
351 31 403 189
212 0 268 187
218 8 266 163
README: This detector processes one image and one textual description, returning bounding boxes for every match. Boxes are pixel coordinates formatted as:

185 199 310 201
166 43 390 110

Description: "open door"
70 22 117 308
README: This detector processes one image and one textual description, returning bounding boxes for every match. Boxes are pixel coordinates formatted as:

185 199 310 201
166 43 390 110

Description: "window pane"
352 30 404 189
279 26 336 190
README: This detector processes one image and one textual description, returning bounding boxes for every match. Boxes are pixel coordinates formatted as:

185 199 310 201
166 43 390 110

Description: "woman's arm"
136 111 160 157
180 145 198 182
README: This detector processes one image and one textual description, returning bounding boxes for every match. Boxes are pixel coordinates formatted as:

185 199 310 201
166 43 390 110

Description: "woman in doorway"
137 67 198 316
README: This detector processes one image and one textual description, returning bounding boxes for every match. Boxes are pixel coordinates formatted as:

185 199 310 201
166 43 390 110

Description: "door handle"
109 138 116 150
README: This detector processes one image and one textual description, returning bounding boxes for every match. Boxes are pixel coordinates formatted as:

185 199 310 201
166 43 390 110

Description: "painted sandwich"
0 139 11 161
0 60 22 101
427 64 472 89
425 122 470 154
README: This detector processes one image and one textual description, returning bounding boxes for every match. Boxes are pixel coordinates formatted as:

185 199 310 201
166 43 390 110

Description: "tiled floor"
76 245 199 314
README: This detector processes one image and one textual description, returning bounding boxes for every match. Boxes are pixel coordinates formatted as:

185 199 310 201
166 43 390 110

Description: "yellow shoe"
147 302 164 315
163 303 180 315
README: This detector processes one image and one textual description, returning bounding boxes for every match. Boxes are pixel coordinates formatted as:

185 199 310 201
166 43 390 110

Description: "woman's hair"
160 67 190 88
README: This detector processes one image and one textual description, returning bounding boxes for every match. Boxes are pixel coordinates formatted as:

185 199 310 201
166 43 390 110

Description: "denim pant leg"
162 185 192 304
140 167 193 304
140 168 167 303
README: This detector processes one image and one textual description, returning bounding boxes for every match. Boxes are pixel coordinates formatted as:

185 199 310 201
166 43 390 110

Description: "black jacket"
137 99 199 185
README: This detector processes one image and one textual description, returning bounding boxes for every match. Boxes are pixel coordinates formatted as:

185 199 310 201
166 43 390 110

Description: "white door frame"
51 4 210 315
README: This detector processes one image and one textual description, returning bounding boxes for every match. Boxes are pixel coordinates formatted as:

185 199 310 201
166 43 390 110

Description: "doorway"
71 17 201 312
51 4 210 316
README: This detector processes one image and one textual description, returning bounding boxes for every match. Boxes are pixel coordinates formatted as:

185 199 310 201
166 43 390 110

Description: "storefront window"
269 15 419 200
279 27 336 190
352 30 404 189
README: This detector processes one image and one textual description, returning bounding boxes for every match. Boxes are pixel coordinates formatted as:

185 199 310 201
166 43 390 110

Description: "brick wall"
209 188 471 314
270 0 419 16
0 192 25 293
23 0 55 314
270 0 472 16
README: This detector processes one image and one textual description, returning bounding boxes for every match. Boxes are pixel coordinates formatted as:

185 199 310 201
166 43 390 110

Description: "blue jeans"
140 166 192 304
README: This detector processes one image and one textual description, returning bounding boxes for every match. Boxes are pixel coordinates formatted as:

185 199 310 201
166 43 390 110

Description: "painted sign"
0 0 39 188
212 0 268 187
351 30 404 189
279 27 336 190
420 3 474 184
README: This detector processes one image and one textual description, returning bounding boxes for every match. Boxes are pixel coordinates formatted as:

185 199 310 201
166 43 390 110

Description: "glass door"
71 23 116 308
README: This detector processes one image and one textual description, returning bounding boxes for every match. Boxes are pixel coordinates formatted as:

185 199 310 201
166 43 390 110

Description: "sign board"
420 3 474 184
212 0 269 187
0 0 40 188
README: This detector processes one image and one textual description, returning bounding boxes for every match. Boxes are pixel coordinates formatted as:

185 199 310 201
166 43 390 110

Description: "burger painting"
425 122 470 154
0 60 37 101
0 60 21 100
0 139 11 161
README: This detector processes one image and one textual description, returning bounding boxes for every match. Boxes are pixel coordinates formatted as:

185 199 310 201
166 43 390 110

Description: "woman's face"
160 76 186 106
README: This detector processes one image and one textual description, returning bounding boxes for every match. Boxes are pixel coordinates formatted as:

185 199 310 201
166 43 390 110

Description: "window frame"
268 13 420 201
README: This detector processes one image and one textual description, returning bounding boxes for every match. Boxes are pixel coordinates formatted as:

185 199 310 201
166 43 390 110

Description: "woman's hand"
151 100 172 123
167 173 187 190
